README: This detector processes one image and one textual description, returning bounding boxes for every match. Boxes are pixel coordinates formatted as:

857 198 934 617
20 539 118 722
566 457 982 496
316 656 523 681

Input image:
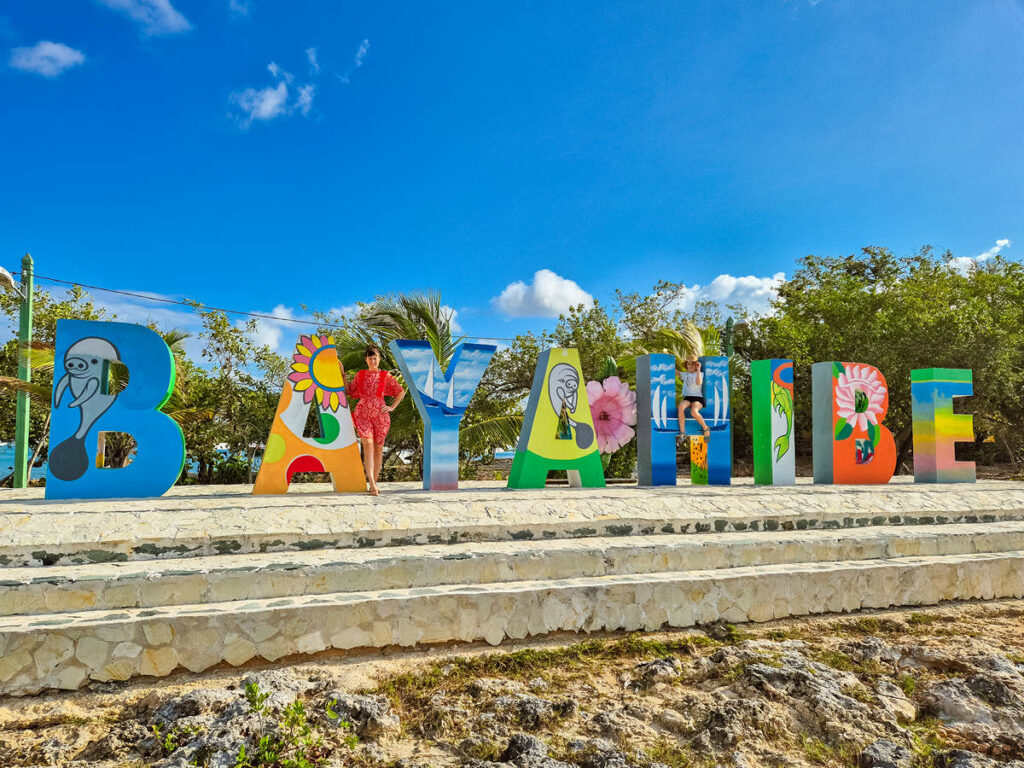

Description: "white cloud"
97 0 191 35
305 47 319 74
441 305 462 334
675 272 786 316
492 269 594 318
296 84 315 116
231 59 317 128
229 0 250 17
949 238 1012 274
9 41 85 77
339 39 370 83
243 304 300 354
231 81 289 127
267 61 292 83
354 39 369 67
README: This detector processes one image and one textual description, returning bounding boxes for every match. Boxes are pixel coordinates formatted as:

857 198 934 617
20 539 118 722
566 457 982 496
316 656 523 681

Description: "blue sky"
1 0 1022 353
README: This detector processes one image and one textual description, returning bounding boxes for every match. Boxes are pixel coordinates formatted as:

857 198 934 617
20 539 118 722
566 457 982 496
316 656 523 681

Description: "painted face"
64 356 102 378
62 337 118 379
548 363 580 415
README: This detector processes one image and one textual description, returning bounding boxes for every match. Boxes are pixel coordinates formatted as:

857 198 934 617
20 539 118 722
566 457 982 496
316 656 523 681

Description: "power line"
16 272 521 343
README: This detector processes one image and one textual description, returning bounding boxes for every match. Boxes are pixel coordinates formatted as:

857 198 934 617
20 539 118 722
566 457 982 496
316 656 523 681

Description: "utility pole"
13 253 34 488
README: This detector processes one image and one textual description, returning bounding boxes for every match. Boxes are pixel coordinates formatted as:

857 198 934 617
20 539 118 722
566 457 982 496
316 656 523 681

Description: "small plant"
325 700 359 749
813 649 856 672
151 722 203 755
842 682 876 705
245 681 272 716
900 673 918 696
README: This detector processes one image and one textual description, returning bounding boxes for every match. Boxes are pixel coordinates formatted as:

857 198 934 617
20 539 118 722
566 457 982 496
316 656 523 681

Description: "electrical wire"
14 271 522 342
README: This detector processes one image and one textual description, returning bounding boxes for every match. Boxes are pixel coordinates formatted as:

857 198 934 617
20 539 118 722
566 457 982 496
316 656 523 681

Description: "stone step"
2 479 1023 567
2 522 1024 617
1 550 1021 695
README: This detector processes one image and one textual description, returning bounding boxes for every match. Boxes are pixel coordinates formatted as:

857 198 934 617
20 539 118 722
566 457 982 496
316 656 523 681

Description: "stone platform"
0 478 1022 696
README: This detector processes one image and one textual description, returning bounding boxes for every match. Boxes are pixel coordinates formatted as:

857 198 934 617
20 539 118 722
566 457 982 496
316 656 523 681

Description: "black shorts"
681 396 705 407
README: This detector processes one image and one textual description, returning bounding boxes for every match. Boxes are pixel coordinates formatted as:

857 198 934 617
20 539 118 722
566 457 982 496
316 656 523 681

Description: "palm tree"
0 329 211 477
619 319 723 380
328 291 522 474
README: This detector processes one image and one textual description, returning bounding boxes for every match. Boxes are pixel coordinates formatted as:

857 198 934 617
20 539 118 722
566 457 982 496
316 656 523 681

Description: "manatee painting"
49 337 120 481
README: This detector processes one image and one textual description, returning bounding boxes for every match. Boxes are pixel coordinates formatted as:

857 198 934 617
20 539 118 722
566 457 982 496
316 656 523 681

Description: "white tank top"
682 371 702 397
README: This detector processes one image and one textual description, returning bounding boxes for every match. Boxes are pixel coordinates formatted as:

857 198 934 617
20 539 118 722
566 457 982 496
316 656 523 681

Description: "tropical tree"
737 247 1024 471
319 291 523 475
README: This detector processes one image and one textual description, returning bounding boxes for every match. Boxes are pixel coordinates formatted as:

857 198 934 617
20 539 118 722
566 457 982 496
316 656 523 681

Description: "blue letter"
390 340 496 490
46 320 185 499
636 353 678 486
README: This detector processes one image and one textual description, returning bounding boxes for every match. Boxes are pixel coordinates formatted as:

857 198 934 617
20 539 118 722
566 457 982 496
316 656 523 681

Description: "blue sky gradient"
2 0 1021 351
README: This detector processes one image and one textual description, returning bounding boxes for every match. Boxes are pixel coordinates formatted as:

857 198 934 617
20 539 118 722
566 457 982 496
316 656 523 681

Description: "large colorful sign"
508 348 605 488
751 359 795 485
911 368 975 483
390 339 497 490
636 354 679 486
46 320 185 499
253 334 364 494
40 321 979 498
812 362 897 484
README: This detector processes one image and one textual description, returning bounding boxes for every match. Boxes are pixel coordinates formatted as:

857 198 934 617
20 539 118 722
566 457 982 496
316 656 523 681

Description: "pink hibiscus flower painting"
835 364 886 432
587 376 637 454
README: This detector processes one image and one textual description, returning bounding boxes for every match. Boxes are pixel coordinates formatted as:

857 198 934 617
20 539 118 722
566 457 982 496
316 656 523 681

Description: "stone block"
74 637 110 670
139 646 179 677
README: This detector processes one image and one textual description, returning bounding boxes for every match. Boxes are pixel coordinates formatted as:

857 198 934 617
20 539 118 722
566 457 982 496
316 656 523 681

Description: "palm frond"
165 407 215 426
460 414 524 456
0 375 51 399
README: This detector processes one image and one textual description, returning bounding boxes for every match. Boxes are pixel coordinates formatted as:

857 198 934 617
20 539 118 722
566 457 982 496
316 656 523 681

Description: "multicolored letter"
507 348 605 489
253 334 364 494
812 362 896 484
636 354 678 486
390 339 496 490
751 359 795 485
46 320 185 499
911 368 975 484
680 356 731 485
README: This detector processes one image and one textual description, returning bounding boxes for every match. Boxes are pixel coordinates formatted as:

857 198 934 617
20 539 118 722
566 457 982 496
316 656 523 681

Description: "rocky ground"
0 601 1023 768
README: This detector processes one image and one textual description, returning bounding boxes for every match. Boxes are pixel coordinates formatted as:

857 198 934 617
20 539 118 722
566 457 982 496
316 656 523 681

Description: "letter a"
253 334 364 494
507 348 605 489
390 339 496 490
46 320 185 499
812 361 896 484
911 368 975 483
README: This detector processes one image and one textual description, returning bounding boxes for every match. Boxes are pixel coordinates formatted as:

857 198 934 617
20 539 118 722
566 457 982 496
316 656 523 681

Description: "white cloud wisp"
492 270 594 318
97 0 191 35
9 41 85 77
230 59 314 129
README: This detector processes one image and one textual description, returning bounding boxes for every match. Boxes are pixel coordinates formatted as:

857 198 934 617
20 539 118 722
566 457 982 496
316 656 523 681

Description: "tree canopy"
1 245 1021 483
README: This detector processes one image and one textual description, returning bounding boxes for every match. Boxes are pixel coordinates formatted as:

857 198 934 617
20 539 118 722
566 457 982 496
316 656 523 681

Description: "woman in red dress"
347 345 406 495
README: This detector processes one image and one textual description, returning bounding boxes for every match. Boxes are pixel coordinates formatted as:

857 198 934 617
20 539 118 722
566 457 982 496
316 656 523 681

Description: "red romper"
349 369 403 443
